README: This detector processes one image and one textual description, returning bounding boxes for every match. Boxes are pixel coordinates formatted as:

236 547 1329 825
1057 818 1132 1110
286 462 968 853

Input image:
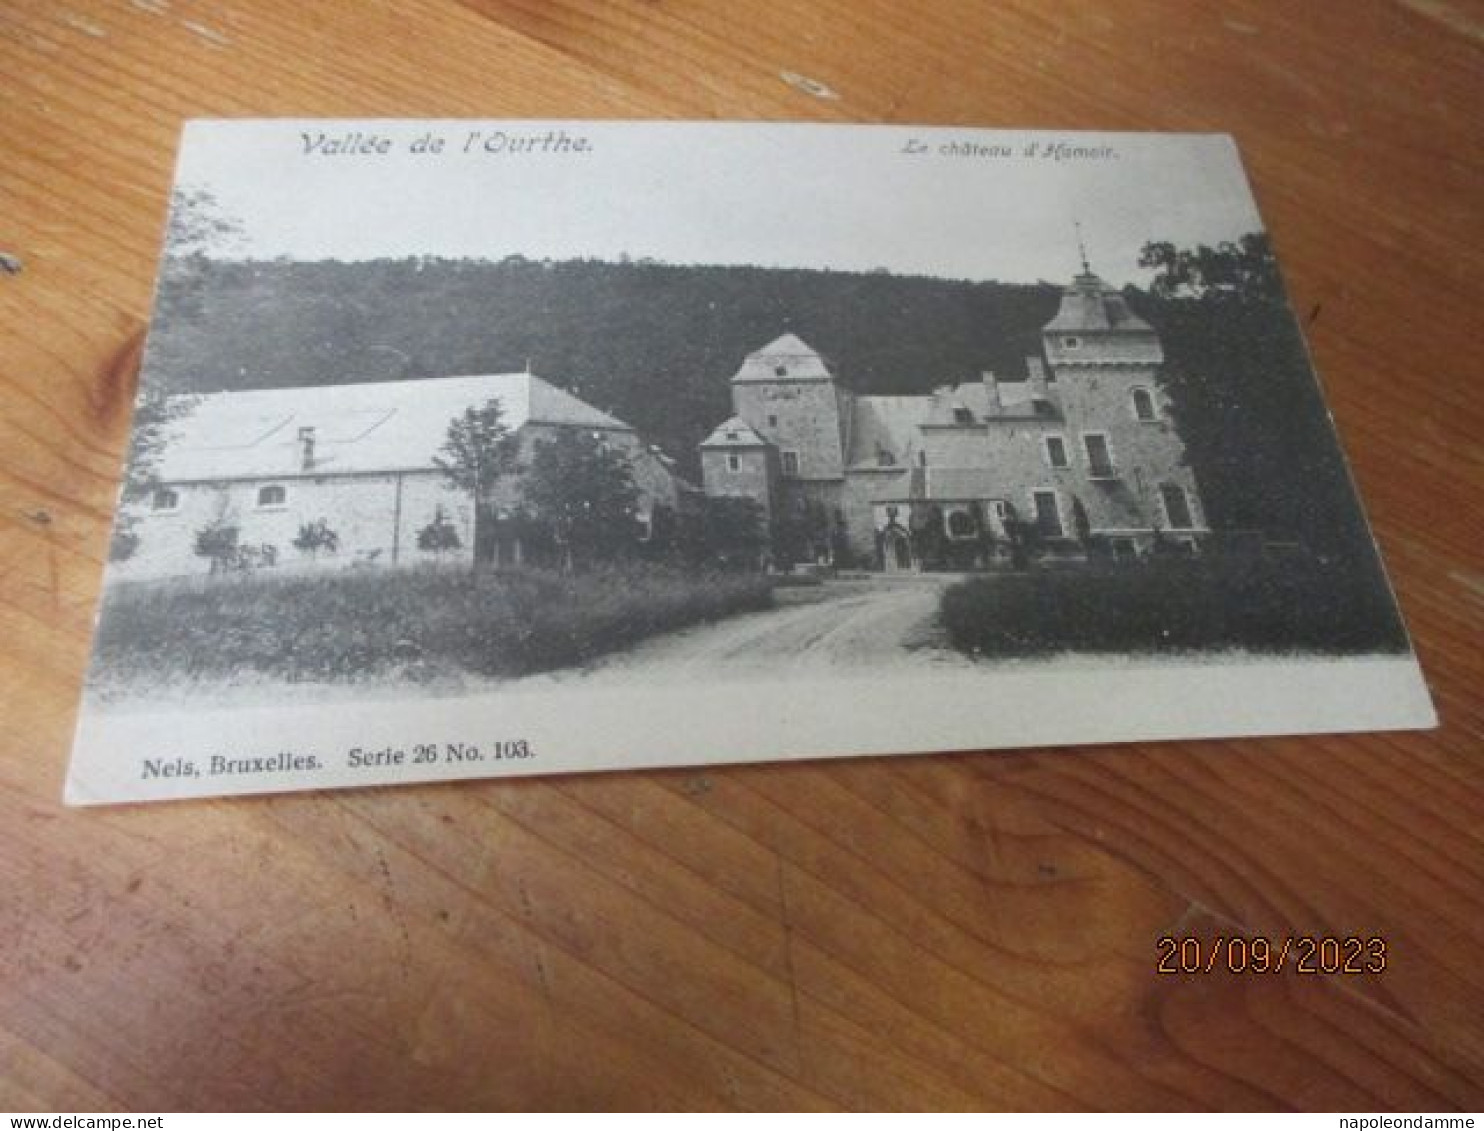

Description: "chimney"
298 425 316 471
981 370 1002 415
1025 356 1049 395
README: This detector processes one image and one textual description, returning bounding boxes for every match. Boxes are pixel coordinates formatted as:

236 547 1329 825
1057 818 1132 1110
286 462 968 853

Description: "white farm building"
112 372 684 580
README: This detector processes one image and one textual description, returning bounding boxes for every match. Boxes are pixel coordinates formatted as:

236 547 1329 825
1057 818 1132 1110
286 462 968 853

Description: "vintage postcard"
66 120 1435 804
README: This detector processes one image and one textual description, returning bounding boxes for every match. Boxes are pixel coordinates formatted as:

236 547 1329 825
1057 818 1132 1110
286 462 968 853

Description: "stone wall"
111 469 476 582
733 379 848 481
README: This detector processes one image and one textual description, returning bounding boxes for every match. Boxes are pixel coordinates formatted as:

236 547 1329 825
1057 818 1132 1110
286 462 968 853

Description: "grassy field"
91 564 774 688
939 556 1412 660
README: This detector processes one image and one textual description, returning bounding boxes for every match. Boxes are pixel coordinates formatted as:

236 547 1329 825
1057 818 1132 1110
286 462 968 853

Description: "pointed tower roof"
699 416 771 449
730 332 835 384
1043 269 1154 334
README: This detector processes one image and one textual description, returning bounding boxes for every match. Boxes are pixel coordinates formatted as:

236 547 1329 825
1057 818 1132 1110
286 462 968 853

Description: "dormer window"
1062 335 1081 350
1132 387 1158 421
256 483 288 509
150 487 179 512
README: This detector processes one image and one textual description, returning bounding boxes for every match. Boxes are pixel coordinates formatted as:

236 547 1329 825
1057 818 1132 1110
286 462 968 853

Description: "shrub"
193 520 239 573
92 564 774 684
109 518 140 563
292 518 341 557
416 507 462 556
939 556 1410 659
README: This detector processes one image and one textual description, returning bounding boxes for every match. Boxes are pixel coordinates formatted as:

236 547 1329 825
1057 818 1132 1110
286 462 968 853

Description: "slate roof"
846 396 930 468
154 373 631 482
699 416 771 449
1043 272 1154 334
923 467 1001 500
730 332 835 383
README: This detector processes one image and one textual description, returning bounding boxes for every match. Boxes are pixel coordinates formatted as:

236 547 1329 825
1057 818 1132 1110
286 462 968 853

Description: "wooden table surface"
3 0 1483 1112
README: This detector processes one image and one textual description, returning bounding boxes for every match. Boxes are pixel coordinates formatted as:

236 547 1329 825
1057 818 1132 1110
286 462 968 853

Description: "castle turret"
1038 248 1206 550
1042 267 1163 369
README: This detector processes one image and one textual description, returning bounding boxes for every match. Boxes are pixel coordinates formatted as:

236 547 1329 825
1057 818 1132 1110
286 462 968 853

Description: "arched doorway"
882 526 914 573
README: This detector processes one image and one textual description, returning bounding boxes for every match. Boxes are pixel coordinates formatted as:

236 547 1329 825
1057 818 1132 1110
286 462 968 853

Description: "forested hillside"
146 257 1059 467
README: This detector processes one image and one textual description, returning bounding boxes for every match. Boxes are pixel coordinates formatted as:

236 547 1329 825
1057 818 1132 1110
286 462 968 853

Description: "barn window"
256 483 288 509
1032 491 1063 538
1160 484 1194 529
1132 387 1158 421
781 451 801 478
150 487 179 512
1043 435 1068 469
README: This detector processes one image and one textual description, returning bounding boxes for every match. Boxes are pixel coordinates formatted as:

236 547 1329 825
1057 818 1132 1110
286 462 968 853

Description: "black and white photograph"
67 120 1435 804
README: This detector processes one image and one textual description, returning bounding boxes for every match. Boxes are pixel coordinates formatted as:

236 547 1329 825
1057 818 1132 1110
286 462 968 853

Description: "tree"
682 496 768 570
434 398 517 562
156 187 245 325
1136 231 1374 556
1138 233 1282 303
522 430 641 570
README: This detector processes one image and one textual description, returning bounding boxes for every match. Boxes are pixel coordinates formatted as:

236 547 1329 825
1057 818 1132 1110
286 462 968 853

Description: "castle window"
1083 433 1115 478
946 509 976 540
1043 435 1069 469
1132 387 1158 421
256 483 288 509
727 454 740 472
1032 491 1063 537
1160 484 1194 529
150 487 179 512
781 451 801 478
1062 335 1081 350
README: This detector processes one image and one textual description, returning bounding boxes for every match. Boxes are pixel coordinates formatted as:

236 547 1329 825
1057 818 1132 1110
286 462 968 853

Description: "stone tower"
724 333 851 560
1040 254 1206 548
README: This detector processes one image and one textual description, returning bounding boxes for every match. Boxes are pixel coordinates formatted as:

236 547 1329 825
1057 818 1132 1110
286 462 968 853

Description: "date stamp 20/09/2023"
1157 936 1388 975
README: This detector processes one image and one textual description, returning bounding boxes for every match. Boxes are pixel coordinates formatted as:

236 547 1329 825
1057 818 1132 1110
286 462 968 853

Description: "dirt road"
573 575 975 683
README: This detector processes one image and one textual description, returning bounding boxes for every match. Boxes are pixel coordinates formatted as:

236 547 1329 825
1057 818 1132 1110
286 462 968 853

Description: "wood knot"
92 327 147 430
